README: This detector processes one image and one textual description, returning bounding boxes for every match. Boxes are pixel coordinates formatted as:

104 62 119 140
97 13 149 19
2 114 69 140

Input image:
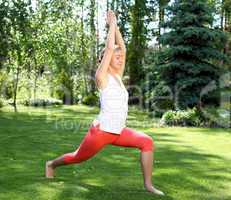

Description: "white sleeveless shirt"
92 73 129 134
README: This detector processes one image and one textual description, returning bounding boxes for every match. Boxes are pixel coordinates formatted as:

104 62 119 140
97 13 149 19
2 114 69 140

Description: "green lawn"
0 105 230 200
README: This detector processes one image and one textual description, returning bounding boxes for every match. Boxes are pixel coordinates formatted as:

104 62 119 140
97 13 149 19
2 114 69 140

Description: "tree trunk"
33 73 38 100
13 65 20 112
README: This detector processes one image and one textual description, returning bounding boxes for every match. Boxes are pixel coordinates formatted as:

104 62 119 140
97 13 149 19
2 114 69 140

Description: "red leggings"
63 123 155 164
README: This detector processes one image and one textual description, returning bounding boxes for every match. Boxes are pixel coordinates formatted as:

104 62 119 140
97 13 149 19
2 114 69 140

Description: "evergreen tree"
158 0 228 109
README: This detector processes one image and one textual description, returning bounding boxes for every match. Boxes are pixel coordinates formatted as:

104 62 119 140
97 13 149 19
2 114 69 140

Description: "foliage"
202 105 231 128
82 93 99 106
0 1 11 69
160 107 203 127
160 105 230 128
0 0 230 116
158 0 228 109
127 0 149 89
20 98 62 107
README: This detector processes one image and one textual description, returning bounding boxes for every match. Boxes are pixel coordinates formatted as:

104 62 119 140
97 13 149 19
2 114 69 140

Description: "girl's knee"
141 135 155 152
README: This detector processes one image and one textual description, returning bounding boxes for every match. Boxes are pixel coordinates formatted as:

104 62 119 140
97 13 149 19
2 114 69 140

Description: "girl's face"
110 50 124 70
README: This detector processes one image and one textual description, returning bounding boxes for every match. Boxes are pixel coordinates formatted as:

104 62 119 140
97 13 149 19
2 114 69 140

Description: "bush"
21 98 62 107
151 99 175 118
82 94 98 106
160 110 176 126
145 81 175 118
202 106 230 128
221 102 230 111
160 107 202 127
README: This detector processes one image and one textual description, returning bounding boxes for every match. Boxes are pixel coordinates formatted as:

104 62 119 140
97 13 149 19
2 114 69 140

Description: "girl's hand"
106 10 117 26
110 11 117 25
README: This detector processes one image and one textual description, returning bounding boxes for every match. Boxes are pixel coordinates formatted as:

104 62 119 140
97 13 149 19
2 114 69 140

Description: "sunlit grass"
0 104 230 200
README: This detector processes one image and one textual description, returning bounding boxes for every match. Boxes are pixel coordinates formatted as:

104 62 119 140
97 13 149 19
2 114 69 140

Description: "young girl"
46 10 164 196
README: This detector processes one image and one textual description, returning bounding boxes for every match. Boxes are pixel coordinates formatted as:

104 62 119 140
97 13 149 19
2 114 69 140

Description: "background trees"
0 0 230 127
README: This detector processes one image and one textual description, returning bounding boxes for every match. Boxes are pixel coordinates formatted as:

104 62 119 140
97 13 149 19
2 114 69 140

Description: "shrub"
21 98 62 107
161 107 203 127
160 110 176 126
202 106 230 128
82 94 98 106
144 81 175 118
151 99 175 118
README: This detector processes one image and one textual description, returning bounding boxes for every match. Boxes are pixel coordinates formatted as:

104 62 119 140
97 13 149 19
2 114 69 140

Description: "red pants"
63 123 155 164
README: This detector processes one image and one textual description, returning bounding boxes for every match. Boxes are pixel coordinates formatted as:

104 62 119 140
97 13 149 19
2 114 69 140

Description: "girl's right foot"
45 161 54 178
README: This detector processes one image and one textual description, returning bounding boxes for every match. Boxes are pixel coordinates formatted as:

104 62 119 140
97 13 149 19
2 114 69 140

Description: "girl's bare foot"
144 184 165 195
45 161 54 178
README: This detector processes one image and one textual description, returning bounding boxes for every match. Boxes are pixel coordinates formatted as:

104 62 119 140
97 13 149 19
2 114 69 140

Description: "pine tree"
158 0 228 109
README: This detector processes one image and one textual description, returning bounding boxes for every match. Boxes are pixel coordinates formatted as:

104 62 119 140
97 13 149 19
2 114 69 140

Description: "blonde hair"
98 45 122 64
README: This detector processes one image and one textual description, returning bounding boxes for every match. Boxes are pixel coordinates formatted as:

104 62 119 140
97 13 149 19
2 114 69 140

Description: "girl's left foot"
45 161 54 178
144 184 165 196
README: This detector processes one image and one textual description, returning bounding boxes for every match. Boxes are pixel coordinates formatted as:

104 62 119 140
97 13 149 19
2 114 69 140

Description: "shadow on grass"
187 127 231 135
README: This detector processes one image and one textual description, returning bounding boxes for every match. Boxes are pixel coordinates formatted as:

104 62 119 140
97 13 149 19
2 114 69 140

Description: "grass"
0 104 230 200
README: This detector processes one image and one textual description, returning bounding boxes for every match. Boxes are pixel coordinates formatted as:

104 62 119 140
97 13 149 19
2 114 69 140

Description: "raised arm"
115 25 126 78
95 11 116 90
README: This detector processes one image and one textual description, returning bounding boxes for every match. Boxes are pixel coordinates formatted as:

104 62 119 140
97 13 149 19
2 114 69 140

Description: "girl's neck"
108 66 119 76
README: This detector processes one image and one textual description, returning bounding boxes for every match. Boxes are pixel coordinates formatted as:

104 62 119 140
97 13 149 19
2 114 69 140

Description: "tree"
43 0 81 104
209 0 231 67
158 0 228 110
222 0 231 59
89 0 97 94
9 0 33 112
127 0 149 104
0 0 11 69
157 0 171 49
